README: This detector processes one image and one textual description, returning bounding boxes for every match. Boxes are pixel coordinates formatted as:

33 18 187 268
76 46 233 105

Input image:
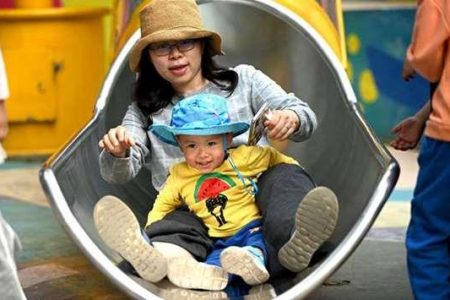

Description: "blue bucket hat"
149 94 249 146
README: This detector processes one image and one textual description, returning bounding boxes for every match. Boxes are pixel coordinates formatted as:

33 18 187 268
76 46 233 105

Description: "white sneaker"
245 283 277 300
156 278 228 299
278 186 339 272
93 195 167 282
220 246 270 285
167 256 228 290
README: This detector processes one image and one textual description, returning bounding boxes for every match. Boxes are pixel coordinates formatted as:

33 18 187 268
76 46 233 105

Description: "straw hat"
149 94 249 146
129 0 224 72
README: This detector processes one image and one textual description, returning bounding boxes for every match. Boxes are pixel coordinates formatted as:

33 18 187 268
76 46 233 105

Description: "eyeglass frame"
148 39 199 56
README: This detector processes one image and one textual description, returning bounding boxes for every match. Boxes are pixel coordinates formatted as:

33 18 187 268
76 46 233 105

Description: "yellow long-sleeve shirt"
146 145 299 238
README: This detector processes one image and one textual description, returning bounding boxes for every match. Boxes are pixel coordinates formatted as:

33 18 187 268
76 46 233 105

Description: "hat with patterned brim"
149 94 249 146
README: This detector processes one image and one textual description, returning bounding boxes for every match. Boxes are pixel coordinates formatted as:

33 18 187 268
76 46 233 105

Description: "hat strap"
227 156 258 196
223 135 228 153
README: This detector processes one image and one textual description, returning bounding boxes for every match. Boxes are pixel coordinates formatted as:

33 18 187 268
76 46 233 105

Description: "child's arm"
406 0 449 82
390 102 430 151
239 145 299 175
145 171 182 228
402 58 416 81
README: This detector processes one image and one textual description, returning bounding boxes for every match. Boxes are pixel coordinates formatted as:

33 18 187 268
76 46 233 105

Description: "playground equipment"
0 6 108 156
40 0 399 298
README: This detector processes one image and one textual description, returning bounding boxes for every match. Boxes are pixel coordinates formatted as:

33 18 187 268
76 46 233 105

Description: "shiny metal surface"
40 0 399 299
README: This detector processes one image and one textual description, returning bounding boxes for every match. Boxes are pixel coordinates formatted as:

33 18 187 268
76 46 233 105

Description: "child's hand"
99 125 136 157
264 110 299 141
390 117 423 151
402 59 416 81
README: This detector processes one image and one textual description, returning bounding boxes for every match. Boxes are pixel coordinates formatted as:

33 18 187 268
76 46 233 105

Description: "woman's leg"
145 206 213 261
256 163 338 277
148 208 229 290
94 196 168 282
94 196 216 279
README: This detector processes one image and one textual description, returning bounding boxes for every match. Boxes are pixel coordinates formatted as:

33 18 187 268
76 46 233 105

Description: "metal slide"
40 0 399 299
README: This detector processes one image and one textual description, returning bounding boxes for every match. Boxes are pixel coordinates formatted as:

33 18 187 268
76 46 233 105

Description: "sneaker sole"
167 257 228 290
278 186 339 272
220 246 270 285
93 195 167 282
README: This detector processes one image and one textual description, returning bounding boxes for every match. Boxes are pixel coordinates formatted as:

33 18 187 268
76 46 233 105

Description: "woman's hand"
99 125 135 157
264 110 299 141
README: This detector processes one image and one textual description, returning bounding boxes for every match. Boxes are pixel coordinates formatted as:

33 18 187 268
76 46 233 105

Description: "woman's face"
149 39 205 95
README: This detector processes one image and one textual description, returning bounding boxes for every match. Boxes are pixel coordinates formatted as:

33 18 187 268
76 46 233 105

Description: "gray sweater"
99 64 317 190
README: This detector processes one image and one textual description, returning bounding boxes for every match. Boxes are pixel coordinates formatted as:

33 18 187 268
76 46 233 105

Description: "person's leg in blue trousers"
406 137 450 300
205 220 267 279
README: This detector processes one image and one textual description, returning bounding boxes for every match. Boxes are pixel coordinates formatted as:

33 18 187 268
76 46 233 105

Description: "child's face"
177 134 232 173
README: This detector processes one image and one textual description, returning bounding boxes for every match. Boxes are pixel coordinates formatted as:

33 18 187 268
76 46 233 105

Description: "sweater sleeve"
99 102 151 184
406 0 450 82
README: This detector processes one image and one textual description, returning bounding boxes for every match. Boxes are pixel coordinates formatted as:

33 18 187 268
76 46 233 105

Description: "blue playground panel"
344 6 428 141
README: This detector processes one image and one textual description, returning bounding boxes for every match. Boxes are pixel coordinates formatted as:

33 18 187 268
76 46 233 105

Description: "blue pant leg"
406 137 450 300
205 220 267 283
241 221 268 259
205 241 225 267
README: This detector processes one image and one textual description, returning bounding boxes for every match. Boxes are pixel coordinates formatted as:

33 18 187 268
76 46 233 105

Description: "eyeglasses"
149 39 197 56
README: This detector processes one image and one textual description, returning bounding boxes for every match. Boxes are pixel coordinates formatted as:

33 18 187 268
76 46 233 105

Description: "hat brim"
129 28 223 72
149 122 249 146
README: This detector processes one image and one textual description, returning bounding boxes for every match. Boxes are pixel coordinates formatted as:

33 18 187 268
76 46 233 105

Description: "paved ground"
0 145 417 299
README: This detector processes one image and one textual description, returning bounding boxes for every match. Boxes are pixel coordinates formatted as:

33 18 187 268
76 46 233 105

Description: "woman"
96 0 338 290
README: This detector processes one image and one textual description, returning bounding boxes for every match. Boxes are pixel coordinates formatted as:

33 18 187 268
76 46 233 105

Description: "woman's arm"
99 102 151 183
238 65 317 142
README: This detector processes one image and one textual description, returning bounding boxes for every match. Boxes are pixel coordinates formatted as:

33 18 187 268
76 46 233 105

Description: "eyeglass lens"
150 39 196 56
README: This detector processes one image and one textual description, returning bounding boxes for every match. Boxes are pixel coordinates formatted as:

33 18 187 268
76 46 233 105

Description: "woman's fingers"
102 133 116 152
98 126 132 157
123 130 136 147
108 127 120 146
266 110 299 140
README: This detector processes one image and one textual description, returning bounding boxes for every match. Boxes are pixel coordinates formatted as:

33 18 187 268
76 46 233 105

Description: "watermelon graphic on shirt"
194 173 235 226
194 173 235 202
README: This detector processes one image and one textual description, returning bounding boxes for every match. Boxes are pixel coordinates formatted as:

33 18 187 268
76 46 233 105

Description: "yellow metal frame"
113 0 346 67
275 0 347 68
0 7 108 157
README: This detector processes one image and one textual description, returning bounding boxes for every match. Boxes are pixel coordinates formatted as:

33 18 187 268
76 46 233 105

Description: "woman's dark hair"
133 39 238 116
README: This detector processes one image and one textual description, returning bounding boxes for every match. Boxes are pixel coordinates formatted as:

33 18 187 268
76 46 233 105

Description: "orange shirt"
407 0 450 141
